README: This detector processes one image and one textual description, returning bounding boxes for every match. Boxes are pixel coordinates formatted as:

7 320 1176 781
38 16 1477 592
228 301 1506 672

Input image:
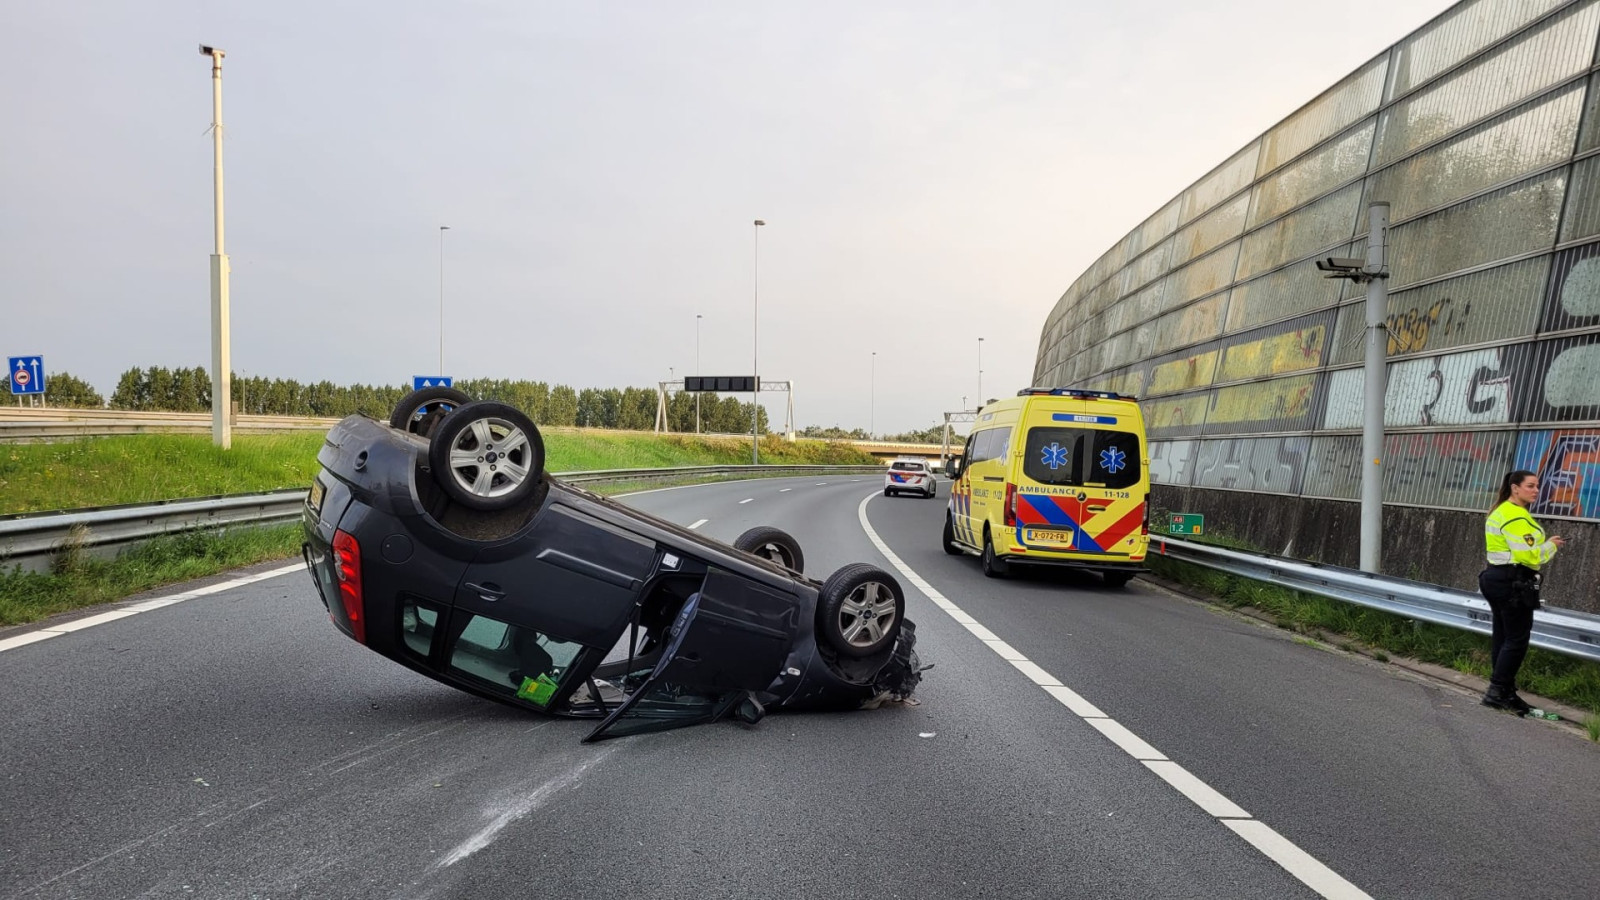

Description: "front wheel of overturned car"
732 525 805 573
427 401 545 511
942 514 962 555
817 562 905 659
981 531 1009 579
389 386 472 437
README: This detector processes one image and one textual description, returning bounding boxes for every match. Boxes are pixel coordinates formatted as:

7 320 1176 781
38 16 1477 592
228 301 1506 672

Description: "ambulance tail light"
1140 493 1150 536
1004 482 1018 528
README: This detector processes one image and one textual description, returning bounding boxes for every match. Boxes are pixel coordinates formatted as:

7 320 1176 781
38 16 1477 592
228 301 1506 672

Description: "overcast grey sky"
1 0 1451 434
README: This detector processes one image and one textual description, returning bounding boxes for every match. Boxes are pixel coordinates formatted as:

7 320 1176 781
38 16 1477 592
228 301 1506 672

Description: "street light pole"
870 351 876 437
752 219 765 464
695 313 703 433
439 225 450 375
200 45 231 450
977 337 985 409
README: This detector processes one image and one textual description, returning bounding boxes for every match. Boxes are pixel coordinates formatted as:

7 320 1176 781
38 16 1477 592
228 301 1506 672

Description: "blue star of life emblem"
1099 446 1126 474
1040 442 1069 470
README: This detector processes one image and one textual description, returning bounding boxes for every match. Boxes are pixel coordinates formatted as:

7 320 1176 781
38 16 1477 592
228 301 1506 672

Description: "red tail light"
332 529 366 644
1140 493 1150 536
1004 482 1018 528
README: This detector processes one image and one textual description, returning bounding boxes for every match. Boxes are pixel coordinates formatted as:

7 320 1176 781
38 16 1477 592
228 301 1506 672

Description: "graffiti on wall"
1386 295 1472 355
1516 430 1600 519
1383 431 1515 510
1512 334 1600 423
1205 374 1320 433
1217 323 1327 381
1147 349 1219 397
1149 439 1198 485
1323 346 1516 429
1144 393 1212 438
1191 437 1309 493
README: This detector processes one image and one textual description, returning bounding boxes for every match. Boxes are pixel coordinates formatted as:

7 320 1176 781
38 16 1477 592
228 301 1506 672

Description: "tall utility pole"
1360 203 1391 573
695 313 703 433
200 45 231 449
870 351 876 437
1313 202 1390 573
439 225 450 374
752 219 765 464
977 337 985 409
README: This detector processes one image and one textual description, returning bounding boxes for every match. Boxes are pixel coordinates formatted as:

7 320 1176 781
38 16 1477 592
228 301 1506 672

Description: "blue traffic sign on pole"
412 376 453 391
8 356 45 395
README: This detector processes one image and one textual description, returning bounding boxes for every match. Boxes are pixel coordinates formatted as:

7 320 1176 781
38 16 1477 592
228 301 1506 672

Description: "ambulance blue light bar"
1016 387 1137 401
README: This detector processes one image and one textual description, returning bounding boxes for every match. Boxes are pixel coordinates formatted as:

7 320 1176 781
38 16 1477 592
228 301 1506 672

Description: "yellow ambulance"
942 388 1150 586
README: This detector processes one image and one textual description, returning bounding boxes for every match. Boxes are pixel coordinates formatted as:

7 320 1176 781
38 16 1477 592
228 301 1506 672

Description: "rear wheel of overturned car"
427 401 545 511
389 386 472 437
981 530 1009 578
942 514 962 555
732 525 805 573
817 562 905 658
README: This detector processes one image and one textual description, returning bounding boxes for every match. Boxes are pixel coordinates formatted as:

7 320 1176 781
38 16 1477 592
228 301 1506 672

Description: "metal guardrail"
0 465 885 574
1155 536 1600 664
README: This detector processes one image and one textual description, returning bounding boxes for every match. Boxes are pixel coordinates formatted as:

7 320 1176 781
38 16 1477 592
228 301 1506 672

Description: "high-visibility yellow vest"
1485 500 1557 570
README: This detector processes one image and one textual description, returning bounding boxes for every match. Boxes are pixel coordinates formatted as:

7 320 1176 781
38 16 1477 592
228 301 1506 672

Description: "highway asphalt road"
1 474 1596 899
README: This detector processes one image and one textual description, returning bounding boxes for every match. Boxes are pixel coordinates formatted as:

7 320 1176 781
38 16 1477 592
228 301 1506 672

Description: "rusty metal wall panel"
1237 183 1365 280
1259 58 1389 176
1373 84 1582 221
1375 3 1600 165
1386 171 1565 288
1391 0 1570 96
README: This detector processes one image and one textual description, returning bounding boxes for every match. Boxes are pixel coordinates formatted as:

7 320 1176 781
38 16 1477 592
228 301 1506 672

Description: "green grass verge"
0 470 875 627
1147 551 1600 736
0 430 877 515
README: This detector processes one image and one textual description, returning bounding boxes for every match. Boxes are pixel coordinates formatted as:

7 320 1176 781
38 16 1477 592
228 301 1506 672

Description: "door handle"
465 581 505 601
983 476 1005 482
1087 504 1107 513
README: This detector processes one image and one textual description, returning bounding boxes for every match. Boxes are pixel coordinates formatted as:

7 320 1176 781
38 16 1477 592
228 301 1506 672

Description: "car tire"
981 531 1009 579
817 562 905 658
883 487 894 497
389 386 472 437
732 525 805 573
1102 570 1137 588
427 401 545 511
942 514 962 555
924 488 936 499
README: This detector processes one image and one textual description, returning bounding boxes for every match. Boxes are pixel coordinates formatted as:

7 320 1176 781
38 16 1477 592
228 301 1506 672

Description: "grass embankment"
0 430 878 626
1147 539 1600 740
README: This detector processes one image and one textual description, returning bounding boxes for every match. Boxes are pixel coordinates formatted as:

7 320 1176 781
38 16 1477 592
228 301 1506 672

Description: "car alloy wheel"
817 562 905 658
427 401 545 511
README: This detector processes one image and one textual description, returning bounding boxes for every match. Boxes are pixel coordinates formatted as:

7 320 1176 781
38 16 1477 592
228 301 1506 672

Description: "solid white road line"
0 563 303 655
854 493 1371 900
688 519 708 530
738 498 754 504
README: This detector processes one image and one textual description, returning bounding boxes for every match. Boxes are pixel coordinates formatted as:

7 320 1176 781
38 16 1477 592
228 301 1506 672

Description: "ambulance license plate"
1028 529 1072 544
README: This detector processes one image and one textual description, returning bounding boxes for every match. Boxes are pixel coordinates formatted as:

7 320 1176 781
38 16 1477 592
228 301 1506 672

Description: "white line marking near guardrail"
0 563 303 655
688 519 708 530
854 493 1372 900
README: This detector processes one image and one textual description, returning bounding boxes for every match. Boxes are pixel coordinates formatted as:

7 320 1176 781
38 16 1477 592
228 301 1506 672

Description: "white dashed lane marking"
738 498 754 505
854 493 1372 900
688 519 708 530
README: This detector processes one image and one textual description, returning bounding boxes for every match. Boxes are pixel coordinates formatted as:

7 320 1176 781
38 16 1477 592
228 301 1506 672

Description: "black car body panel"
302 414 922 740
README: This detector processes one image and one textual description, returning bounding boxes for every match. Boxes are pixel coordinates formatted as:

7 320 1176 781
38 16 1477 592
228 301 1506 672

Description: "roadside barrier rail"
1155 536 1600 664
0 465 885 574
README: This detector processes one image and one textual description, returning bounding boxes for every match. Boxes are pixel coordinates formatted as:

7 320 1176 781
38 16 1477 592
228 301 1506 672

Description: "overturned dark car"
301 388 925 741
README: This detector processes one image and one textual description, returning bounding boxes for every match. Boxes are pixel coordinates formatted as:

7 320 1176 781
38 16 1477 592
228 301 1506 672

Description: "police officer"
1478 470 1564 714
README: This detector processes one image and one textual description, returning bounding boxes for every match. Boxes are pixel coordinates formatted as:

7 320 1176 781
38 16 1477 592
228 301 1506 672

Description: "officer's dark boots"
1482 685 1529 716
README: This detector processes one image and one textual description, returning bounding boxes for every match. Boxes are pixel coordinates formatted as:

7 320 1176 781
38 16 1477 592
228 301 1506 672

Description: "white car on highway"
883 458 936 499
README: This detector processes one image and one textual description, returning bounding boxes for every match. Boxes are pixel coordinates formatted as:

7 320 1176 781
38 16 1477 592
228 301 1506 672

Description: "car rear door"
584 567 798 741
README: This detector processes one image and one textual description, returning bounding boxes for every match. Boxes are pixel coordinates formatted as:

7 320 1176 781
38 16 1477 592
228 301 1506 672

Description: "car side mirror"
948 461 963 480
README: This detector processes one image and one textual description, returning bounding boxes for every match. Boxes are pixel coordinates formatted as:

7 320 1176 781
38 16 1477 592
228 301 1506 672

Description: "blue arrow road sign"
8 356 45 395
412 376 453 391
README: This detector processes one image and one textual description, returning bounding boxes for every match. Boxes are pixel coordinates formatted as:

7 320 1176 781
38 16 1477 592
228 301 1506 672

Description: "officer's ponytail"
1495 469 1537 507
